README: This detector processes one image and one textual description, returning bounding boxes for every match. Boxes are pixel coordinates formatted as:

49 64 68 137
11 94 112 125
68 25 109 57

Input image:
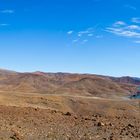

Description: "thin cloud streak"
113 21 126 27
124 5 137 10
134 40 140 44
0 24 10 26
67 30 74 35
106 20 140 38
1 9 14 14
131 17 140 23
78 28 94 37
67 26 103 45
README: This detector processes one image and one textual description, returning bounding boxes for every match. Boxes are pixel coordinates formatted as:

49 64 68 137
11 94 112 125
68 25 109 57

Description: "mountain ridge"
0 68 139 97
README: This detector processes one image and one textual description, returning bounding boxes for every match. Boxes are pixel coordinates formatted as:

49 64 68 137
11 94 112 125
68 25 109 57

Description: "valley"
0 69 139 140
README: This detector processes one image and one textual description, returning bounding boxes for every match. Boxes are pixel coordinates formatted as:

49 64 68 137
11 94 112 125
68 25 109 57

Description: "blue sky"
0 0 140 77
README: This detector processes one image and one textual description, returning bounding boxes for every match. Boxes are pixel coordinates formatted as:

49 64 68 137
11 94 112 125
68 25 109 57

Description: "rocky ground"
0 64 140 140
0 92 139 140
0 105 139 140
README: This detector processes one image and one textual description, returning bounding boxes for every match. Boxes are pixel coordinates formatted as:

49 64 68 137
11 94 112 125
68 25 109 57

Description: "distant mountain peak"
0 68 17 74
33 71 45 75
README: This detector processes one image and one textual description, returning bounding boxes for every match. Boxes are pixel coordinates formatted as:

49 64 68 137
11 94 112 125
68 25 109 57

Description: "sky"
0 0 140 77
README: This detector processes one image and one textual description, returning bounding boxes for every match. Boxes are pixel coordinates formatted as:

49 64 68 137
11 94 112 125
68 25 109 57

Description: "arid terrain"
0 69 139 140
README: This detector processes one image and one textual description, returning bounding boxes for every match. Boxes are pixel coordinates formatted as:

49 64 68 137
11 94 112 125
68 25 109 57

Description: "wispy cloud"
1 9 14 14
124 5 136 10
134 40 140 44
67 26 102 45
113 21 126 27
96 35 103 38
78 28 94 37
72 39 79 43
107 28 140 37
127 25 140 30
88 33 93 37
106 21 140 38
131 17 140 23
67 30 74 35
82 39 88 43
0 23 9 26
72 28 94 44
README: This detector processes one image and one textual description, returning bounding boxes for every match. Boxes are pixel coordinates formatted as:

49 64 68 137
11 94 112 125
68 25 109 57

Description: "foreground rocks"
0 105 139 140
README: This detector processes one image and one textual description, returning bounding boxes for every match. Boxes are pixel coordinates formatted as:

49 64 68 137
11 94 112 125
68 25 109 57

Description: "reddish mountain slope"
0 69 139 97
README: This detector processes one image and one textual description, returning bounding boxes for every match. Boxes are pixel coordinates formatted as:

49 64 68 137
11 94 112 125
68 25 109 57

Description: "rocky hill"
0 69 140 140
0 69 139 97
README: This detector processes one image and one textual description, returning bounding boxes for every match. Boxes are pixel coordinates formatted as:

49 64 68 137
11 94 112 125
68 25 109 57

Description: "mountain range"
0 69 139 97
